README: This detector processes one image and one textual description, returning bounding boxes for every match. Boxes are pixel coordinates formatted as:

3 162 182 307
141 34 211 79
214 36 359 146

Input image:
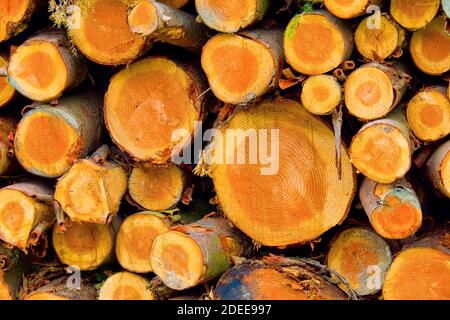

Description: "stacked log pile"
0 0 449 301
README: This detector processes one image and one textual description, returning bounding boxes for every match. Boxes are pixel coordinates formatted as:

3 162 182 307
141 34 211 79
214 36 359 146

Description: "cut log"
195 0 270 33
14 91 103 178
284 10 353 75
128 164 185 211
326 227 392 296
0 182 56 251
359 177 422 239
300 75 342 115
426 140 450 198
406 86 450 142
52 217 121 270
6 29 88 102
0 244 27 300
350 109 416 184
104 57 207 163
128 0 207 51
410 16 450 76
0 116 18 176
23 276 97 300
355 14 405 61
150 216 252 290
116 212 170 273
0 54 15 108
201 29 283 104
344 62 410 121
201 98 355 246
323 0 383 19
55 146 128 224
0 0 44 42
390 0 440 30
59 0 148 65
383 227 450 300
214 255 350 300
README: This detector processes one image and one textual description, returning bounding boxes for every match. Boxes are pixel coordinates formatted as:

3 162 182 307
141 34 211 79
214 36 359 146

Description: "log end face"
323 0 370 19
390 0 440 30
99 272 155 300
0 0 31 42
301 75 342 115
0 55 15 108
128 0 158 36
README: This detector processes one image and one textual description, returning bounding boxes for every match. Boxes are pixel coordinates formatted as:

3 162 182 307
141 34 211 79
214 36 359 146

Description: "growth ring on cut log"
195 0 270 33
68 0 147 65
201 30 283 104
0 55 15 108
99 272 155 300
300 75 342 115
55 159 128 224
0 0 41 42
323 0 383 19
406 87 450 142
105 57 206 163
206 98 356 247
116 213 169 273
128 164 185 211
390 0 440 30
7 30 88 102
410 16 450 76
284 10 353 75
14 92 103 178
326 227 392 296
350 110 414 184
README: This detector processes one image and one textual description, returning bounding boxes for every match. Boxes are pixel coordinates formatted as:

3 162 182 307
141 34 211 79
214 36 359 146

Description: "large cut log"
0 54 16 108
128 163 185 211
14 91 103 178
0 243 27 300
406 86 450 142
214 255 352 300
150 216 252 290
344 62 410 121
383 226 450 300
195 0 270 33
323 0 384 19
426 140 450 198
0 0 44 42
410 16 450 76
326 227 392 296
128 0 207 51
6 29 88 102
105 57 207 164
390 0 440 30
350 109 416 184
284 10 353 75
52 217 121 270
55 145 128 224
0 182 56 251
201 29 283 104
300 75 342 115
116 212 170 273
0 116 18 176
359 177 422 239
23 276 97 300
199 98 355 246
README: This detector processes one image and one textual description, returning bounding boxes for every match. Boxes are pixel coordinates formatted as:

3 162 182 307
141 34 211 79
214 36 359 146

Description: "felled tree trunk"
390 0 440 30
6 29 88 102
52 216 121 271
0 181 56 251
284 10 353 75
201 28 284 104
0 54 16 108
195 0 270 33
55 145 128 224
324 0 384 19
359 177 422 239
128 0 207 51
0 116 18 176
14 91 103 178
426 140 450 198
300 75 342 115
99 272 176 300
150 216 253 290
214 255 353 300
199 98 355 247
344 62 410 121
23 276 97 300
383 226 450 300
326 227 392 296
0 244 27 300
104 56 207 164
350 108 416 184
